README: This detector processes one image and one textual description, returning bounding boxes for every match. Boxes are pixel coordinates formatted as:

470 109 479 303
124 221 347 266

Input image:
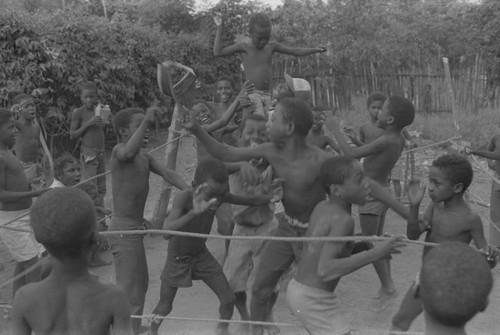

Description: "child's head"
419 241 492 328
238 113 267 147
215 77 235 104
366 92 386 122
54 153 81 186
428 154 472 202
377 96 415 130
193 158 229 201
320 156 368 205
192 101 214 126
113 108 146 144
248 13 271 49
0 108 17 148
12 93 36 122
268 98 313 142
80 82 98 110
311 106 328 131
77 182 100 206
31 187 97 260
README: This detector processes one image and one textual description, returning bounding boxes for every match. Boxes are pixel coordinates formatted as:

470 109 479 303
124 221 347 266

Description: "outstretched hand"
373 235 405 260
407 179 426 206
213 15 223 27
177 105 198 130
192 183 218 214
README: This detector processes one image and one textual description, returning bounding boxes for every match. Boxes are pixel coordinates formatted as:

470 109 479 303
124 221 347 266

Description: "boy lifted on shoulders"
213 13 325 117
391 154 499 332
109 107 188 334
11 187 132 335
288 156 404 335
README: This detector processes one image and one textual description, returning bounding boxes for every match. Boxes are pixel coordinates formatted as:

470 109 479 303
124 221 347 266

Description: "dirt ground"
0 134 499 334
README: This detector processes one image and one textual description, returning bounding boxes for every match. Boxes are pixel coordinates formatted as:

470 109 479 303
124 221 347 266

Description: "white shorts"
287 279 350 335
0 210 44 262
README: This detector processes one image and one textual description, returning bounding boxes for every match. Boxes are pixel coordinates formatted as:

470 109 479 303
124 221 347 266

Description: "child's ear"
386 115 395 125
453 183 464 194
118 127 127 137
331 184 341 197
286 122 295 136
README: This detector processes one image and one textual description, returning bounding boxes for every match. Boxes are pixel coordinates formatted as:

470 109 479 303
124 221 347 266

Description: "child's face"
0 118 18 147
81 89 98 110
204 178 229 210
267 104 289 143
339 162 369 205
375 100 391 129
427 166 457 202
58 161 81 186
250 25 271 50
368 100 383 122
17 98 36 121
311 110 325 131
240 119 267 147
193 103 212 125
216 80 234 104
126 113 149 147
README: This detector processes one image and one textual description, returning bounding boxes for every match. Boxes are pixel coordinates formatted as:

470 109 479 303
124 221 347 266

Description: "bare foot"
374 290 398 312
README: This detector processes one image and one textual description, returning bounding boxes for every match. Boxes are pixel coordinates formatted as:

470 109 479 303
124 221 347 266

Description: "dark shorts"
161 248 223 288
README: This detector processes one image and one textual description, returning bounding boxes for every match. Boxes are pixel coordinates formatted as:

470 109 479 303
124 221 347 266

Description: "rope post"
151 106 182 229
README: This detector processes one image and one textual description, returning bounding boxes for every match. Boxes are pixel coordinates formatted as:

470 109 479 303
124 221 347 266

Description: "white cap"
284 73 311 101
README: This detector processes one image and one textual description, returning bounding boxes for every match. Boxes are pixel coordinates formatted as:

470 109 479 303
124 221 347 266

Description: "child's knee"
251 284 274 304
220 291 235 307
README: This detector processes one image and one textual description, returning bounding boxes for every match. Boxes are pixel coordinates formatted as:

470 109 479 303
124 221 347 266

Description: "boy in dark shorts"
149 158 282 335
328 96 415 311
391 154 499 332
110 107 188 334
11 187 132 335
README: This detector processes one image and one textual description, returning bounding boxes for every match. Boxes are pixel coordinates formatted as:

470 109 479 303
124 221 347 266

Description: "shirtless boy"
418 242 493 335
391 154 499 332
70 82 108 208
307 106 340 153
110 107 188 333
149 158 282 335
11 187 132 335
328 96 415 310
11 94 46 189
0 108 47 295
213 13 325 117
288 156 404 335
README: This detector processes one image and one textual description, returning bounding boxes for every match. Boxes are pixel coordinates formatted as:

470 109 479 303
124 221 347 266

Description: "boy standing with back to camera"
213 12 326 117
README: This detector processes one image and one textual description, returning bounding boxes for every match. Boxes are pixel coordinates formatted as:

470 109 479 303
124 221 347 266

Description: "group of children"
0 10 498 335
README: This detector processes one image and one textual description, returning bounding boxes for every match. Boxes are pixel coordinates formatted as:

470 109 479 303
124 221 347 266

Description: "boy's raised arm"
213 15 244 57
180 107 269 162
116 107 158 162
274 43 326 57
368 179 409 220
326 118 385 158
148 154 188 190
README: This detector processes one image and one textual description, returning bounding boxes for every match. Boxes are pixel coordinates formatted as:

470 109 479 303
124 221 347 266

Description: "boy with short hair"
11 187 133 335
328 95 416 310
288 156 404 335
391 154 499 332
0 108 47 296
149 158 282 335
110 107 188 333
307 106 340 153
11 93 48 189
50 153 81 188
418 241 493 335
213 13 325 117
222 114 278 332
70 82 108 208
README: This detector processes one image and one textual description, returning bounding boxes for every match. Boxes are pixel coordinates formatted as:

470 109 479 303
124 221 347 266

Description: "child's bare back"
12 275 131 335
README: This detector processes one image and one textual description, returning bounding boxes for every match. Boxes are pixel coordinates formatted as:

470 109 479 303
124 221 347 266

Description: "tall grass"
333 95 499 149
